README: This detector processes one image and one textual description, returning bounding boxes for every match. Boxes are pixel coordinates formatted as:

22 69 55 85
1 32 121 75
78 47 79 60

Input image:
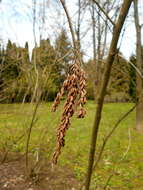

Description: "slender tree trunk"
33 0 37 47
134 0 143 133
91 2 96 63
101 0 110 58
39 0 46 42
84 0 133 189
77 0 81 50
91 2 97 100
96 1 101 93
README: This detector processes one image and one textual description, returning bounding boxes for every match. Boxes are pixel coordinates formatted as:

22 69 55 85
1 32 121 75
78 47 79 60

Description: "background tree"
107 54 131 102
129 55 137 102
88 0 120 100
134 0 143 133
55 29 72 75
85 53 131 102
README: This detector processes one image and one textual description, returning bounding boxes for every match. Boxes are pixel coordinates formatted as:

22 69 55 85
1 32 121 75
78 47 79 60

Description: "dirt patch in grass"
0 153 80 190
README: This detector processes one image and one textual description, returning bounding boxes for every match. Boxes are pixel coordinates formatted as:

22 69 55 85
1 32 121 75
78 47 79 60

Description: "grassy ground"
0 101 143 189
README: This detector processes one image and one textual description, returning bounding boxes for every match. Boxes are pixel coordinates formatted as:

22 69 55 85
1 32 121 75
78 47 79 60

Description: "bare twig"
102 127 132 190
33 0 37 46
80 104 136 190
25 101 40 172
93 104 136 170
60 0 77 51
120 127 131 161
118 53 143 79
76 0 81 49
92 0 115 26
59 0 83 65
103 173 114 190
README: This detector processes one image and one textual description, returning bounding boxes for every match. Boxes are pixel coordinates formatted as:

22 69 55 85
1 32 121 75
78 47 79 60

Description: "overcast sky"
0 0 142 60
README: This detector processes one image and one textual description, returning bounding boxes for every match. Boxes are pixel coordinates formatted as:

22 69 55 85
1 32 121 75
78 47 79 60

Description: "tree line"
0 30 139 103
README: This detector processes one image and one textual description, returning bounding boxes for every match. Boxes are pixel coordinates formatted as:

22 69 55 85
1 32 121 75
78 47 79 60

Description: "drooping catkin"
77 68 86 118
52 62 86 164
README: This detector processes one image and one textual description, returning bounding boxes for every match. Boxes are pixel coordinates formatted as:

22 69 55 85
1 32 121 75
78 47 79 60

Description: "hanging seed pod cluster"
52 61 86 164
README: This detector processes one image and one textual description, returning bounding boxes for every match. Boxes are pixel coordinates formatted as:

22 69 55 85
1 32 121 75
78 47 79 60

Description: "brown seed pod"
52 62 87 164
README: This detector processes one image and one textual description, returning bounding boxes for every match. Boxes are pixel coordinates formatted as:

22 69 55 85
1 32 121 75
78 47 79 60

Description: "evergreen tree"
55 29 72 75
31 38 62 101
1 41 31 103
84 59 96 100
85 54 131 102
129 49 143 102
107 54 131 102
4 40 19 80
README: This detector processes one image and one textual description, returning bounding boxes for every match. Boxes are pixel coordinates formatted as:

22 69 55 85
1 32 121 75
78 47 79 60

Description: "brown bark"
96 0 101 89
134 0 143 133
77 0 81 50
33 0 37 47
91 2 97 100
60 0 82 64
91 2 96 62
92 0 113 101
92 0 115 26
84 0 133 189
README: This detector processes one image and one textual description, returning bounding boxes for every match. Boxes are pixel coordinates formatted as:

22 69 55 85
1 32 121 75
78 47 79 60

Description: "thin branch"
93 104 136 170
59 0 77 51
91 2 96 61
79 104 136 190
92 0 115 26
118 54 143 79
25 101 40 172
120 128 131 161
103 173 114 190
76 0 81 49
103 127 132 190
33 0 37 47
93 5 113 33
59 0 83 66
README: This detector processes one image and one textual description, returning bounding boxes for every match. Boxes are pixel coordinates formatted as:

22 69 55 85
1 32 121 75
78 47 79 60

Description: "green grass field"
0 101 143 189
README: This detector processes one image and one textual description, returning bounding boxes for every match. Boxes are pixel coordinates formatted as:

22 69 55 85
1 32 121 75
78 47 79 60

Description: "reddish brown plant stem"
84 0 133 189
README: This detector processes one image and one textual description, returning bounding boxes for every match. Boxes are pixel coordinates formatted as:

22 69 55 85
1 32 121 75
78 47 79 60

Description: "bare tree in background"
33 0 37 47
88 0 119 100
39 0 46 42
76 0 81 50
133 0 143 133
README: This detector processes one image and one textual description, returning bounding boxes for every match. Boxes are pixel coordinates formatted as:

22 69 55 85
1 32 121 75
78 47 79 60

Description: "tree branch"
92 0 115 26
80 104 136 190
93 104 136 170
59 0 83 65
59 0 77 51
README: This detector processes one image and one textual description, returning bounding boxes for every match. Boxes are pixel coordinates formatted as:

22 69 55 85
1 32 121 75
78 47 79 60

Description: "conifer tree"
55 29 72 75
107 54 131 102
